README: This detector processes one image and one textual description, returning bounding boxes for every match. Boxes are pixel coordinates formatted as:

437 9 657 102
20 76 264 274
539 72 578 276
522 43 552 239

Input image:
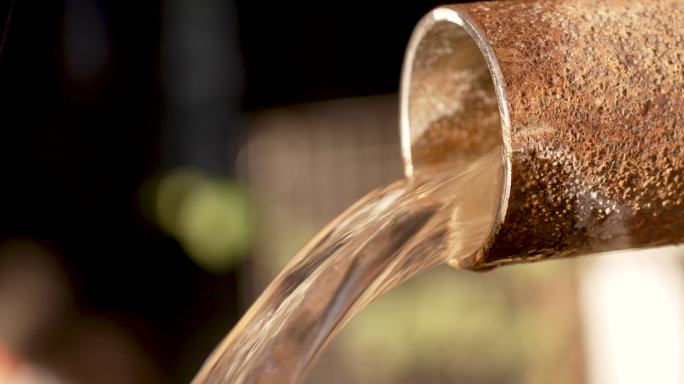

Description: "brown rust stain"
448 0 684 267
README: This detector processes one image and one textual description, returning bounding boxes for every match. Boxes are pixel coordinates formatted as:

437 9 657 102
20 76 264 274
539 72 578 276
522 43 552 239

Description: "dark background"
0 0 452 381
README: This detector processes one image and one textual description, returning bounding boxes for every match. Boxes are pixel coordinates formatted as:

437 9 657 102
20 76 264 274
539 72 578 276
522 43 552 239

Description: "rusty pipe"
401 0 684 270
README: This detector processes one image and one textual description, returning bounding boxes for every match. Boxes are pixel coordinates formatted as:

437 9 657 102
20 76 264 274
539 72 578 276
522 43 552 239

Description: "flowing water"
193 149 504 384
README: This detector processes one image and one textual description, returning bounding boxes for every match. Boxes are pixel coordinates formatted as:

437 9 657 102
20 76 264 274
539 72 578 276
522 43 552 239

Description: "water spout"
193 2 684 382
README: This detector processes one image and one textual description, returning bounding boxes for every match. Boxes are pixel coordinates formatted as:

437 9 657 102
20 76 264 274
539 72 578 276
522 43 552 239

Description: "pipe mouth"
399 6 512 260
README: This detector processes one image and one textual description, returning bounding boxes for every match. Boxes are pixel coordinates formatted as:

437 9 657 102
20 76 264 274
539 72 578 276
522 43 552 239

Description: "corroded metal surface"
402 0 684 269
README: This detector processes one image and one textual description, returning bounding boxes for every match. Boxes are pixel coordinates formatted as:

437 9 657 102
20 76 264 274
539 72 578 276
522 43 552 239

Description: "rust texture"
444 1 684 268
463 0 684 267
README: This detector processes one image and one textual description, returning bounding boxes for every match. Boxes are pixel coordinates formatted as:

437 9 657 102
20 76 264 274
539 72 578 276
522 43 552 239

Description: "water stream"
193 149 503 384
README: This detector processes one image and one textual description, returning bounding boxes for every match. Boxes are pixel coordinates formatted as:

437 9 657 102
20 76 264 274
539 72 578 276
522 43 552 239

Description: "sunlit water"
193 150 503 384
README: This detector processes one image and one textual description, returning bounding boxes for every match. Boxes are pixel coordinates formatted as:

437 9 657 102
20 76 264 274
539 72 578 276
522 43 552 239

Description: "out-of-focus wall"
240 95 404 284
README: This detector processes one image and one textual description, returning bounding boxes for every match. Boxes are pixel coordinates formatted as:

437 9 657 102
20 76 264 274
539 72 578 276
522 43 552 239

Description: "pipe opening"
401 8 507 176
399 7 511 263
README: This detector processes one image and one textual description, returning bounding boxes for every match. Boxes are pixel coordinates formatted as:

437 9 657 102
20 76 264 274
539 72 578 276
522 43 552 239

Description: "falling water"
193 149 503 384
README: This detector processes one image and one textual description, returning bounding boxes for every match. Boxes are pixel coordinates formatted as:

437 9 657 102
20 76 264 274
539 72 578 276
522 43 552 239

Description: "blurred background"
1 1 683 383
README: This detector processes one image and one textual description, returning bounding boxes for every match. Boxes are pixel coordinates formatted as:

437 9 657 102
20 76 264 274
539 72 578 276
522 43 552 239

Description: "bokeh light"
153 169 252 273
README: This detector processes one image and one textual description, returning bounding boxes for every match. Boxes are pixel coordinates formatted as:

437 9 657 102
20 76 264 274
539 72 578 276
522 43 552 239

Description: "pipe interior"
405 16 503 172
